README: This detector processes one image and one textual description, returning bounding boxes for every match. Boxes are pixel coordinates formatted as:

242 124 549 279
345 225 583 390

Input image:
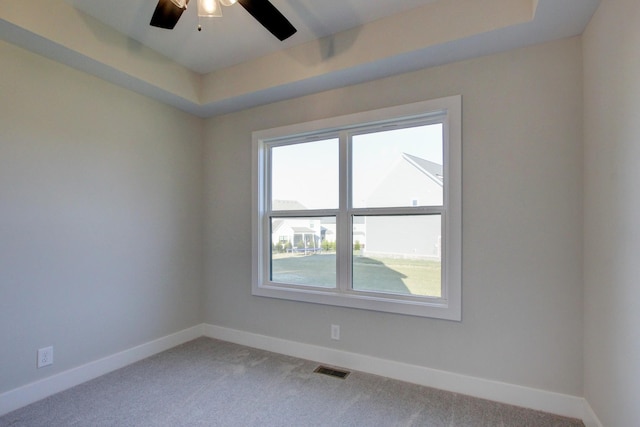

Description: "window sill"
252 283 461 320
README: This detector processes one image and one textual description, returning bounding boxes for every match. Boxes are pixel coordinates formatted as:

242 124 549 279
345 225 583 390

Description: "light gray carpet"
0 337 584 426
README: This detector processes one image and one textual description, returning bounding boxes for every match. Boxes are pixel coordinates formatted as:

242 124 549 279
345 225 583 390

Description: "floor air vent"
314 365 350 379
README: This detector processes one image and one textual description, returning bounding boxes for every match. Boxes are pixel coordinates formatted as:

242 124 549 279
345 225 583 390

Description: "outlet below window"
37 346 53 368
331 324 340 340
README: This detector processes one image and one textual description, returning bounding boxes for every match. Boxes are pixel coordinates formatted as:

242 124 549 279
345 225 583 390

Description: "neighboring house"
272 152 442 259
271 200 321 252
363 153 443 260
319 217 366 248
271 202 367 252
366 153 443 208
271 220 321 252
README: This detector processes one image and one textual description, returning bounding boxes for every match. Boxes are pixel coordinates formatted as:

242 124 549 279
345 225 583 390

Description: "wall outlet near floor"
37 346 53 368
331 324 340 340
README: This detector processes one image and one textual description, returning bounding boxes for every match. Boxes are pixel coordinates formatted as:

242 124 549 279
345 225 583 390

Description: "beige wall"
1 26 594 408
0 41 204 394
204 36 584 395
583 0 640 424
5 3 640 419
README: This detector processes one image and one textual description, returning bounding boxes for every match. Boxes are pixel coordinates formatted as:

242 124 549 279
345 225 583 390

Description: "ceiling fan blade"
237 0 297 41
150 0 190 29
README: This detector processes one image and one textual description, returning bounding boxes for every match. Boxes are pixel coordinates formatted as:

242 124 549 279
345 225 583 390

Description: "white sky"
271 124 443 209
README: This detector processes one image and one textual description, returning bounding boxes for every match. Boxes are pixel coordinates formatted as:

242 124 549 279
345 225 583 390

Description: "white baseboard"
1 323 602 427
0 324 203 417
582 401 604 427
203 324 595 424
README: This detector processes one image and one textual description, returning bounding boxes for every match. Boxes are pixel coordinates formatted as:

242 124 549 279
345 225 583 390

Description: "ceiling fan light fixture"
198 0 223 17
150 0 296 40
170 0 188 8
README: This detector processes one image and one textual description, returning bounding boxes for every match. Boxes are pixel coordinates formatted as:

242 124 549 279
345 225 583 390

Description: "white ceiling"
1 0 600 117
65 0 439 74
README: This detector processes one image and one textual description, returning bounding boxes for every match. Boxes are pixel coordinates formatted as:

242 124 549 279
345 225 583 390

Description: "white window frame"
252 96 461 320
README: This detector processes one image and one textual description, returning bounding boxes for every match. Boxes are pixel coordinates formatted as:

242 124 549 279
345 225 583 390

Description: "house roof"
272 200 308 211
271 219 285 234
321 217 365 225
403 153 443 186
291 227 316 234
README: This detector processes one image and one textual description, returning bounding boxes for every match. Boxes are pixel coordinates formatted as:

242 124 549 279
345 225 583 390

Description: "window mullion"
262 144 272 286
337 131 350 292
350 206 444 216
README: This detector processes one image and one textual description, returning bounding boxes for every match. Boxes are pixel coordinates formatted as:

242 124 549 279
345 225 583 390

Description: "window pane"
352 124 443 208
352 215 441 297
270 217 336 288
271 139 339 210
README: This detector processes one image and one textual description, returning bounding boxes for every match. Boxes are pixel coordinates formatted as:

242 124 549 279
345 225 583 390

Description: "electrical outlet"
37 346 53 368
331 324 340 340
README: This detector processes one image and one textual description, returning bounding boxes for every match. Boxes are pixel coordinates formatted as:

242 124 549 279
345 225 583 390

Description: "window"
252 96 461 320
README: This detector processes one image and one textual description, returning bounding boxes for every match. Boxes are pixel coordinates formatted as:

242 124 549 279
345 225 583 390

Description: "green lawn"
271 253 441 297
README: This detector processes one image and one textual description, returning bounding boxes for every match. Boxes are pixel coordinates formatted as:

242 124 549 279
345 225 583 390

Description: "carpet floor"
0 337 584 426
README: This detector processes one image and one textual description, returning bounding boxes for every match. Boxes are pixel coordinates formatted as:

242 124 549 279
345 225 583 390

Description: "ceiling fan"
150 0 297 41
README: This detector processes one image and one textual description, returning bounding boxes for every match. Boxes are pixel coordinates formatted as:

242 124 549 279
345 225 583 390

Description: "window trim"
252 96 461 320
